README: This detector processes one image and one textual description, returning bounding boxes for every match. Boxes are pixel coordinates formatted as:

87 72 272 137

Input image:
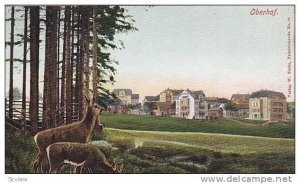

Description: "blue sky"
5 6 295 101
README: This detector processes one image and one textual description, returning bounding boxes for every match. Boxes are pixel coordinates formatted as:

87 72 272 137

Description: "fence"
5 99 80 133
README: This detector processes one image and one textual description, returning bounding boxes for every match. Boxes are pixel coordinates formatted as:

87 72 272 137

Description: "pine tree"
65 6 72 123
8 6 15 119
22 7 28 112
29 6 40 134
92 6 98 103
43 6 58 128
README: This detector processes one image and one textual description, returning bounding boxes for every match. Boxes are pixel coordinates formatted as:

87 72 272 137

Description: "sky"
5 6 295 102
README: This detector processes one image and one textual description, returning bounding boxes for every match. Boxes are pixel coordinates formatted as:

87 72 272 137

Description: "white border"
0 1 298 184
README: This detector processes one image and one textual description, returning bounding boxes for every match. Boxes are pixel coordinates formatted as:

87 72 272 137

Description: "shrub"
5 128 36 173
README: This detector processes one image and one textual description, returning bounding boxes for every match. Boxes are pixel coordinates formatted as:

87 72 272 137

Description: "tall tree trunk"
22 7 28 113
44 6 58 128
92 6 98 103
61 8 66 109
57 8 60 110
65 6 72 123
74 8 79 119
29 6 40 134
43 7 51 129
76 8 84 119
80 6 90 110
8 6 15 119
71 6 75 113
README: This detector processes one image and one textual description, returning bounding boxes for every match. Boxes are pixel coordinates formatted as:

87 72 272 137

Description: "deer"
46 142 123 174
33 95 105 173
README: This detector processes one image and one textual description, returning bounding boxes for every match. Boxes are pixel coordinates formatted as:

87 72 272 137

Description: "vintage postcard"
3 3 295 181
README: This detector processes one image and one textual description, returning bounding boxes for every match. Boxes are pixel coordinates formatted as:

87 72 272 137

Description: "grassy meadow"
5 113 295 174
100 113 295 138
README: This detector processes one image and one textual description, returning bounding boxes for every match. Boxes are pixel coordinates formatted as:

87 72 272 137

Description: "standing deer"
46 142 123 174
33 96 104 173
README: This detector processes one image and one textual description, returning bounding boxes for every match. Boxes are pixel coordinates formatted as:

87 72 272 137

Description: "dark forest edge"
5 5 136 134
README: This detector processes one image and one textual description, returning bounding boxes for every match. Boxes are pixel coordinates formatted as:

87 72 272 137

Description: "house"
143 95 159 104
153 102 175 117
175 89 206 119
131 94 139 106
113 89 139 106
205 97 220 108
113 89 132 105
249 90 287 121
208 107 223 119
221 94 250 118
231 94 250 105
160 88 184 103
237 104 249 118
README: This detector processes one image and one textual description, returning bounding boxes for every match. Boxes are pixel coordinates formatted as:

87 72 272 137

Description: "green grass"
96 128 294 155
92 128 294 174
5 128 36 173
5 126 295 174
100 113 295 138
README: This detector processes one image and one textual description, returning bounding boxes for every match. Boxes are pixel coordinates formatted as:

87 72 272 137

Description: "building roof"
113 89 132 96
161 88 184 95
193 90 205 98
177 89 205 100
172 90 184 95
131 94 139 99
144 96 159 102
184 89 194 95
231 94 250 101
250 90 286 99
156 102 173 110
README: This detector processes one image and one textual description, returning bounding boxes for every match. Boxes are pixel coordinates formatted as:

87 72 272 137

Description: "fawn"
47 142 123 174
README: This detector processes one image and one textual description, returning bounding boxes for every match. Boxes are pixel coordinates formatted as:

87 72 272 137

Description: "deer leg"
70 165 73 174
58 165 65 174
49 165 55 174
33 152 40 173
38 152 47 173
33 151 44 173
72 165 78 174
49 165 58 174
50 163 63 174
59 164 69 174
80 166 83 174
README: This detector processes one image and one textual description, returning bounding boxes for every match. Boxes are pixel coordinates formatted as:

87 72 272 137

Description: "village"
110 88 293 122
4 5 295 175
